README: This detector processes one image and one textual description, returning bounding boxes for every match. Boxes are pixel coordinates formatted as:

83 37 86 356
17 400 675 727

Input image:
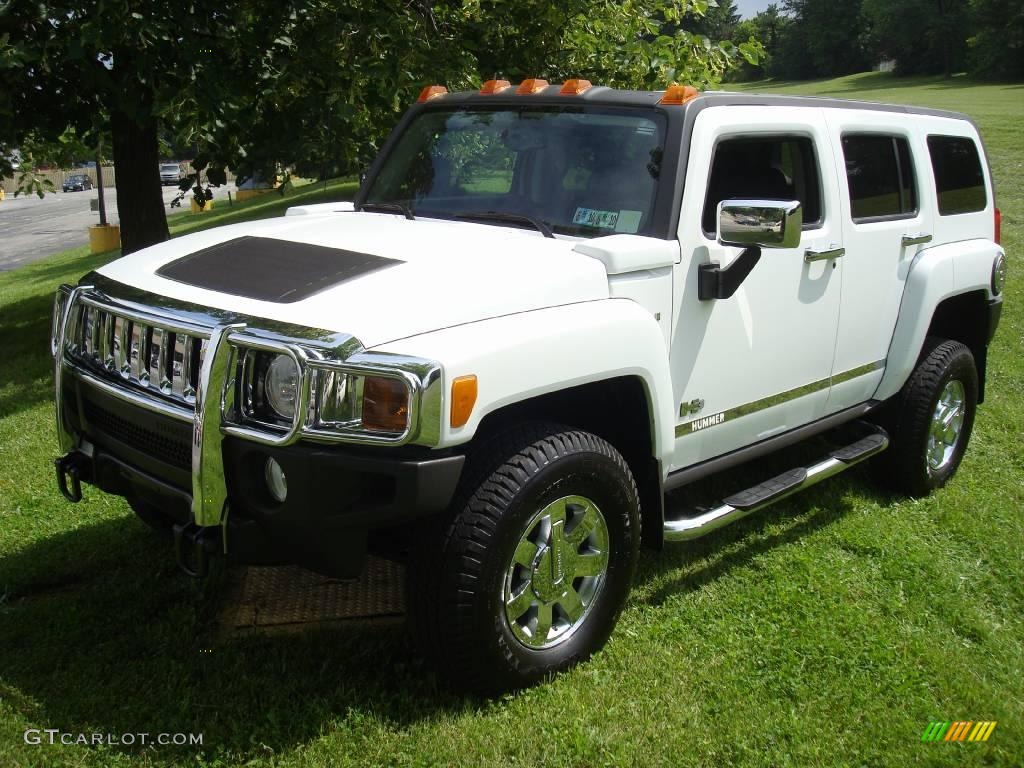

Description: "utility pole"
95 144 108 226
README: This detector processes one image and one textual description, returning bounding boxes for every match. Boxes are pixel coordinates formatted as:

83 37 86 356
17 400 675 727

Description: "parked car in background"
160 163 183 186
62 174 93 192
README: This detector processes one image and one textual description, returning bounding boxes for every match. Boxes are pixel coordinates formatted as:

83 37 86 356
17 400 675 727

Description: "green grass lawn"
1 74 1021 767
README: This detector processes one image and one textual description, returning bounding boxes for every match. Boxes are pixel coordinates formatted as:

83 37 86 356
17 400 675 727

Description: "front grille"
67 299 209 409
82 395 192 471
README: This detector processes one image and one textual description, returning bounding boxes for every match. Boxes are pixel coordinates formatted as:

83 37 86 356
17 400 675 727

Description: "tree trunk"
110 108 169 254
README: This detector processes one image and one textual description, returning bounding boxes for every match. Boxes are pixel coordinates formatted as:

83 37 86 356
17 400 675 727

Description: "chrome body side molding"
675 360 885 438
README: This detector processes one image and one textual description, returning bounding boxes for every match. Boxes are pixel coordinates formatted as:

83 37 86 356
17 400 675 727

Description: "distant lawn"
165 178 358 238
0 74 1021 767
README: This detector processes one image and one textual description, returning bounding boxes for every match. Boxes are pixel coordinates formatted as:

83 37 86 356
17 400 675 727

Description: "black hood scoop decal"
156 236 402 303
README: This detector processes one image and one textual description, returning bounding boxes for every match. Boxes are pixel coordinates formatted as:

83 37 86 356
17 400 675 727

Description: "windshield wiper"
357 202 415 220
454 211 555 239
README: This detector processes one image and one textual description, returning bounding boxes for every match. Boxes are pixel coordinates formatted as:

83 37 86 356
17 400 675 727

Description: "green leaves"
12 171 55 199
205 165 227 186
738 40 762 66
1 0 765 201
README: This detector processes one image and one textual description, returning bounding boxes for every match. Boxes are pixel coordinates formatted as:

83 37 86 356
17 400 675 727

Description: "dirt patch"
217 557 405 638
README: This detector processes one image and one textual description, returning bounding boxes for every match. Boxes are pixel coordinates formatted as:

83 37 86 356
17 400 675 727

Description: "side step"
663 425 888 542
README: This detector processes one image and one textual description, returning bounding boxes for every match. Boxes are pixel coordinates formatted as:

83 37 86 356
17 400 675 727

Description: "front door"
669 107 845 472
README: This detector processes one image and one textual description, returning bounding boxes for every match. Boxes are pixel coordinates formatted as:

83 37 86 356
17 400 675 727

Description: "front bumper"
55 430 464 577
52 282 460 577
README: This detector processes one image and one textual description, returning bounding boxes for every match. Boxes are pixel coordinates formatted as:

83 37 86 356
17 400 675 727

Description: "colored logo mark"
921 721 997 742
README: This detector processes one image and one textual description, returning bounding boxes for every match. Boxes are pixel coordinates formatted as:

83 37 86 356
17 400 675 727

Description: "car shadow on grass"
634 433 901 606
0 438 902 763
0 514 469 764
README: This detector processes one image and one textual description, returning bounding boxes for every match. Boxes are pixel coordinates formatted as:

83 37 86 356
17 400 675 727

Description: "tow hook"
173 523 222 578
54 452 86 503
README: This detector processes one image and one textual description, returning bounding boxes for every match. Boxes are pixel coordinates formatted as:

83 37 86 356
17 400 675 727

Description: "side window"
841 134 917 221
927 135 987 215
702 136 822 235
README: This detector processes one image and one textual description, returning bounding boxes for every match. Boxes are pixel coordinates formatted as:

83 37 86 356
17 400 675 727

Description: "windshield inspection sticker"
614 210 643 234
573 207 619 230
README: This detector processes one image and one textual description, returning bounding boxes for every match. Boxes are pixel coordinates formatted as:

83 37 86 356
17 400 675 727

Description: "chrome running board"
663 426 888 542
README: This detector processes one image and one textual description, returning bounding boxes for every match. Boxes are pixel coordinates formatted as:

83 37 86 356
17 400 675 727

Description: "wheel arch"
924 290 992 402
471 375 666 549
876 240 999 403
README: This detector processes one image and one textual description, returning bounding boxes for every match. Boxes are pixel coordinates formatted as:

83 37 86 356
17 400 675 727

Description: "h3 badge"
679 398 705 418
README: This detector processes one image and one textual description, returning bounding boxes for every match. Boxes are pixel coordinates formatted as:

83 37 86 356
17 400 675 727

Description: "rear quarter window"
927 135 987 215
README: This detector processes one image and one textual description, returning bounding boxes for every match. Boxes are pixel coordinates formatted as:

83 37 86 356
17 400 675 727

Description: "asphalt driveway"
0 185 183 272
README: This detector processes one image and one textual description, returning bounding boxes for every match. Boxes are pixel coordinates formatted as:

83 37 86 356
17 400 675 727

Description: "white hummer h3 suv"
51 80 1006 693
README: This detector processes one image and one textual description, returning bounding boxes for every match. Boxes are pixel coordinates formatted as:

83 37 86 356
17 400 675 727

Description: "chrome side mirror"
718 199 803 249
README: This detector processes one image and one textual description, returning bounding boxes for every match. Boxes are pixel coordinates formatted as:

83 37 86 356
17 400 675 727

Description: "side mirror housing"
718 199 803 249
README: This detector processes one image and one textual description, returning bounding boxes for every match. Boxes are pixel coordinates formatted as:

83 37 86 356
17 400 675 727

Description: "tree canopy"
728 0 1024 81
1 0 759 253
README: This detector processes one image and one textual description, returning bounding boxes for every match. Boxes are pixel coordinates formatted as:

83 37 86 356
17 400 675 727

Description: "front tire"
408 423 641 694
874 337 978 496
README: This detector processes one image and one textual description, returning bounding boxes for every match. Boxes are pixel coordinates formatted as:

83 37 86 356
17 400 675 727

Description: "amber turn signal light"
450 375 478 428
362 376 410 433
659 84 699 105
516 78 549 95
479 79 512 95
560 79 593 95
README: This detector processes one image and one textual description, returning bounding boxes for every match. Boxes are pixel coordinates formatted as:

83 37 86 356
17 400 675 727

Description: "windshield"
161 165 179 172
365 106 666 238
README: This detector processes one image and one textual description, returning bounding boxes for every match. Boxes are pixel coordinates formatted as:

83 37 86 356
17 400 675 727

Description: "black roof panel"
433 86 972 123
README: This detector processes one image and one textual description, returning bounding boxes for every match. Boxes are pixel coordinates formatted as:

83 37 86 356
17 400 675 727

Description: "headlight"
264 354 299 419
992 253 1007 296
314 370 411 434
230 335 434 445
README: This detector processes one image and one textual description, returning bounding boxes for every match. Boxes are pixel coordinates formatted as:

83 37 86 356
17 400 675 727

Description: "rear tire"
407 423 641 695
873 337 977 496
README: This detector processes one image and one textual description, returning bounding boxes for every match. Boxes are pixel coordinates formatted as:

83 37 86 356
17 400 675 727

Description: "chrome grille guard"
53 279 443 528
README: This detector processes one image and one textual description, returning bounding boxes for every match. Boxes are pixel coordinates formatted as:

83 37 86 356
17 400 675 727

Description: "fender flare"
876 239 1001 402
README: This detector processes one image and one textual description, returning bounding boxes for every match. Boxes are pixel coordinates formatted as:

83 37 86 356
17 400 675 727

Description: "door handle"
804 246 845 263
901 233 933 247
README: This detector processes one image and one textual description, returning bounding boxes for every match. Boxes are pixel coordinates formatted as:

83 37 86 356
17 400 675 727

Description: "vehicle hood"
96 212 611 348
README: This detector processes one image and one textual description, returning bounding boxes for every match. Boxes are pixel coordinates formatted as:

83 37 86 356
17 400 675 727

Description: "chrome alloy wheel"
927 379 966 473
502 495 611 650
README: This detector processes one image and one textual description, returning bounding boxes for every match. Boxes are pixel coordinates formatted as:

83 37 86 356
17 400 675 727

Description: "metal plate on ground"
221 558 405 636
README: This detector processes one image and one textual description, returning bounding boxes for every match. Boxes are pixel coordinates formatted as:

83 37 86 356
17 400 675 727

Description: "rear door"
824 111 932 411
669 107 845 471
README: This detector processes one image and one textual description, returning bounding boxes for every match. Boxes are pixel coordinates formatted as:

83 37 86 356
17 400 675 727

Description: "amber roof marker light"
416 85 448 103
516 78 549 95
559 79 593 95
659 84 700 105
479 79 512 95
